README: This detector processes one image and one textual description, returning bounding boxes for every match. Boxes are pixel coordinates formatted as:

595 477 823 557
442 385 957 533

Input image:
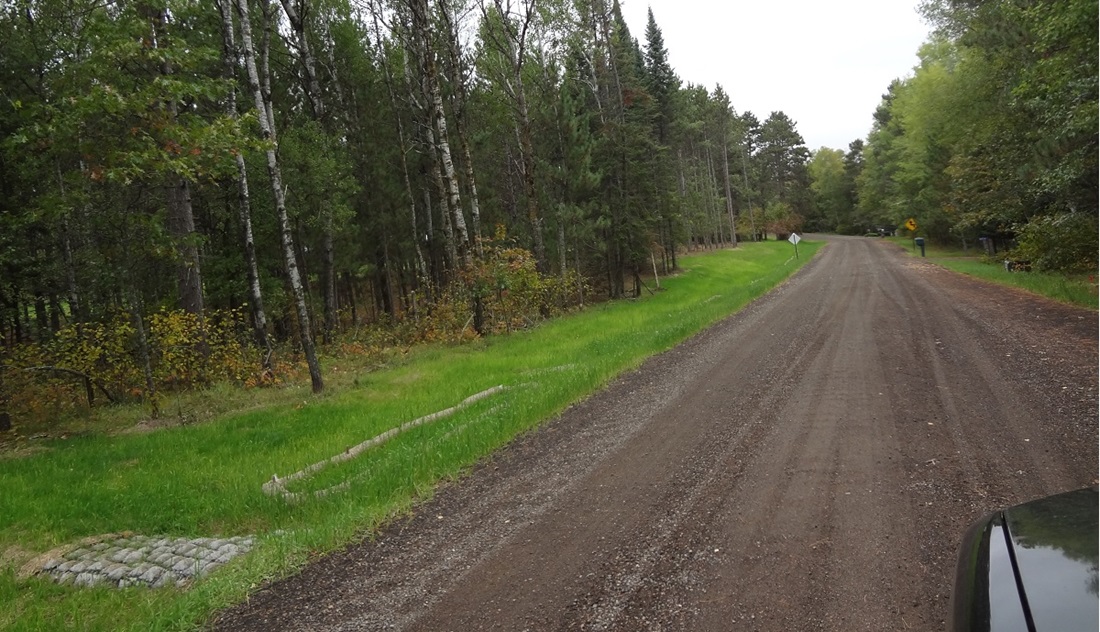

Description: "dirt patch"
121 418 189 434
213 236 1097 632
1 545 36 573
15 533 129 580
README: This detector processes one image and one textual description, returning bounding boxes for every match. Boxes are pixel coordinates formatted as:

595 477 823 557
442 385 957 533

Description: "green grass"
887 236 1098 309
0 240 821 631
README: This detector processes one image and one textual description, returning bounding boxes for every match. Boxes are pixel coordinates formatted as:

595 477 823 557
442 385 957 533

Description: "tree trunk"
278 0 325 122
259 0 276 133
676 148 690 250
422 184 441 290
431 93 470 267
372 4 426 280
33 289 47 341
321 216 336 343
48 293 61 332
668 217 677 269
280 0 337 344
57 164 84 330
411 0 470 268
558 216 567 278
574 245 584 306
130 294 158 419
217 0 273 369
738 133 758 242
236 0 323 393
62 225 81 327
429 124 459 271
140 4 206 318
704 143 723 246
722 140 738 247
515 84 547 272
165 177 205 315
439 1 483 256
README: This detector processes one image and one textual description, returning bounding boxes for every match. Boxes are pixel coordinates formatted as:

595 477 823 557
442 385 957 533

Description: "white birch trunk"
439 1 483 256
236 0 323 393
218 0 273 368
411 0 470 268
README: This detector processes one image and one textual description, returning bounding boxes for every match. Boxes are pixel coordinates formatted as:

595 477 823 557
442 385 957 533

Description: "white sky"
619 0 932 152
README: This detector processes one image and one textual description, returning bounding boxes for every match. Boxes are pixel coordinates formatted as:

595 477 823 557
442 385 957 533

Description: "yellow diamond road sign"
905 218 918 231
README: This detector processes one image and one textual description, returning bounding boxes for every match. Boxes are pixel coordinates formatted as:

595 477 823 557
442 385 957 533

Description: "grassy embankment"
0 239 822 631
887 236 1098 309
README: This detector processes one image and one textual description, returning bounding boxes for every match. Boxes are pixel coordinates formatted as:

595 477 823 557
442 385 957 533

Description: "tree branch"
0 365 117 405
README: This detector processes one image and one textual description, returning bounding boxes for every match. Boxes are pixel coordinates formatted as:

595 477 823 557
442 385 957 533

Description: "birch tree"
217 0 274 368
406 0 472 268
478 0 547 272
439 0 484 254
235 0 324 393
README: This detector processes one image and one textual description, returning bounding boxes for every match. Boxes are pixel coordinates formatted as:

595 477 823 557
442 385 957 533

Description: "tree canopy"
848 0 1098 270
0 0 814 413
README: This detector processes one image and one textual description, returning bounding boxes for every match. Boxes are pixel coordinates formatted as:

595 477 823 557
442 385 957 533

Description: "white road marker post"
788 232 801 258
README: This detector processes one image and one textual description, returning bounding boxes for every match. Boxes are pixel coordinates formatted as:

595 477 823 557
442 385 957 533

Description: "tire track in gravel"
214 236 1097 632
404 253 846 632
882 254 1050 495
676 240 914 632
562 244 880 630
868 249 1098 630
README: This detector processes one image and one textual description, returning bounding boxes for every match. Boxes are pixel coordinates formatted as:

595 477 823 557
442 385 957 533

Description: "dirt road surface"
214 236 1097 632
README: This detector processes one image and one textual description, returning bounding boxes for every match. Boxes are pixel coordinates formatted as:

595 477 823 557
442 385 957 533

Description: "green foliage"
866 0 1098 263
0 0 824 422
147 309 254 387
756 111 812 219
12 5 243 186
33 313 141 395
643 7 679 145
280 122 359 228
763 200 803 237
425 237 588 340
0 309 261 434
1012 212 1099 274
808 148 848 231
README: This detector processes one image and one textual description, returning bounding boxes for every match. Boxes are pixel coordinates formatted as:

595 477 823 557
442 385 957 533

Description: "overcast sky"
619 0 932 152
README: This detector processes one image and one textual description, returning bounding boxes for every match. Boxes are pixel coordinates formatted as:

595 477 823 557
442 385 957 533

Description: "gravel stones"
33 534 254 589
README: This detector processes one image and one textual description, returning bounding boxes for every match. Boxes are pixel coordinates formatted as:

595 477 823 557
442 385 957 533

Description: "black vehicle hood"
952 487 1098 632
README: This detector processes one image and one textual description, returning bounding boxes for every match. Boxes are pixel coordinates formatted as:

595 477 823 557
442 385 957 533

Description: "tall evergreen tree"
756 111 811 233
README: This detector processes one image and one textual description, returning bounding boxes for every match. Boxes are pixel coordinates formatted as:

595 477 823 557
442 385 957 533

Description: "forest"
814 0 1098 270
0 0 1095 423
0 0 815 416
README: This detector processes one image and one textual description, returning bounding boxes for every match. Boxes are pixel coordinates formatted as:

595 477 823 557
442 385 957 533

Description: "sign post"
904 218 922 255
788 232 801 258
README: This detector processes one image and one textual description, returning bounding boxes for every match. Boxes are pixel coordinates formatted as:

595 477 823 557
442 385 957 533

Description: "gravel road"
214 236 1097 632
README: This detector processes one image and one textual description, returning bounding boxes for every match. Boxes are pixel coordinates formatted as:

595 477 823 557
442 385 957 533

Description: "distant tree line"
807 0 1097 274
0 0 815 399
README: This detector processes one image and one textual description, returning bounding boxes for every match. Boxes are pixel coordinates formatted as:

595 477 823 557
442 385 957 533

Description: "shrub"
1011 212 1099 273
0 308 259 431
